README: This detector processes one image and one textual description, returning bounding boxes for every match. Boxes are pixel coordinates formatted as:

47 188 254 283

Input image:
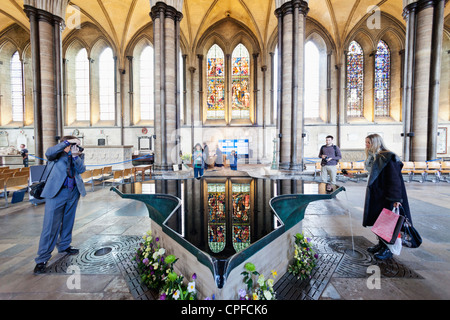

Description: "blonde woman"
362 134 412 260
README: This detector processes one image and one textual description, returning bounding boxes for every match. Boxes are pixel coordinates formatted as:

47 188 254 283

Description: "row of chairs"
313 161 368 181
401 161 450 183
314 160 450 183
0 167 30 207
80 166 151 191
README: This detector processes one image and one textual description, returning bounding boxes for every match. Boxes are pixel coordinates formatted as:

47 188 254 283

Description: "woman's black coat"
363 151 412 227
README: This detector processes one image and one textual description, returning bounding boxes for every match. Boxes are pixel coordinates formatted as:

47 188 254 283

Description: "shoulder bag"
30 161 55 200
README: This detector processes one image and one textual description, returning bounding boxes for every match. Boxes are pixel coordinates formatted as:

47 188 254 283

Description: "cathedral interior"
0 0 449 303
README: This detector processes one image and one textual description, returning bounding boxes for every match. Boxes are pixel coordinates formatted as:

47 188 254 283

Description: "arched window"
206 44 225 120
99 47 115 121
10 51 23 122
140 46 154 121
75 48 90 121
304 41 320 118
231 43 250 119
374 40 390 117
346 41 364 117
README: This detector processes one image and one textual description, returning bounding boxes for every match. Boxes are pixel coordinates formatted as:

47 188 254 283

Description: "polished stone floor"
0 165 449 300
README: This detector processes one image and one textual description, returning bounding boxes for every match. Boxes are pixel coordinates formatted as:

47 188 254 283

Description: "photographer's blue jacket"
40 141 87 199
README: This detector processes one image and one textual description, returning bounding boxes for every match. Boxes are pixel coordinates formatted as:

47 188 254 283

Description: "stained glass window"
346 41 364 117
207 183 226 253
232 183 250 252
10 51 23 122
231 44 250 120
206 44 225 120
140 46 154 120
374 40 390 117
75 48 90 121
99 47 115 121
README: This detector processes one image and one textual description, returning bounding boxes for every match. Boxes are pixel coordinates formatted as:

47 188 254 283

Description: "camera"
70 143 84 152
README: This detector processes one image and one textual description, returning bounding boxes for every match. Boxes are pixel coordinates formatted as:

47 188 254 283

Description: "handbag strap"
39 160 56 182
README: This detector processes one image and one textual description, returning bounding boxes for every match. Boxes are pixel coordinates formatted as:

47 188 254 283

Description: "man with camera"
34 136 87 274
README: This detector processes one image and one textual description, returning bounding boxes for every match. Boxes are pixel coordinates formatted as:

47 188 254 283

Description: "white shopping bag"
384 207 402 255
386 233 402 255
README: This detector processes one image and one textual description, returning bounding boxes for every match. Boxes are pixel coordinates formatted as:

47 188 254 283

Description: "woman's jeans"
194 167 203 178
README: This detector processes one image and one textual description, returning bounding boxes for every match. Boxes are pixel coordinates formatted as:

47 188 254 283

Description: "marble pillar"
275 0 309 170
150 2 183 171
23 2 66 163
402 0 447 161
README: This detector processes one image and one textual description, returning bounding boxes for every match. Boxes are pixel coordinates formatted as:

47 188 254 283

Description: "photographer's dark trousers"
35 184 80 264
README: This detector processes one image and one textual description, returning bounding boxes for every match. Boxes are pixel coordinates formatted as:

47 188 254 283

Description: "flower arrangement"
134 230 198 300
160 272 197 300
134 230 177 290
288 233 318 280
239 262 277 300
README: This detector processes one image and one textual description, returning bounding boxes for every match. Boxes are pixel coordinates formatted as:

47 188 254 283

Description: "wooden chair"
3 175 29 207
440 161 450 183
101 166 113 181
412 161 427 183
92 168 104 187
80 170 94 192
401 161 414 182
313 162 321 180
104 170 124 186
337 162 352 180
425 161 441 182
123 168 133 183
13 170 29 177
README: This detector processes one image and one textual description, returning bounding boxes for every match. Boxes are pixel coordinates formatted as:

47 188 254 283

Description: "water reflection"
115 178 339 261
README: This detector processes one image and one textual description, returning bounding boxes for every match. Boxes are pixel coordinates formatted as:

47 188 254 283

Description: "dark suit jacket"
363 151 412 227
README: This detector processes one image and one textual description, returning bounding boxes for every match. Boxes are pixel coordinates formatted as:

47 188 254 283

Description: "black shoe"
61 246 79 255
367 241 384 254
374 247 393 260
34 262 47 274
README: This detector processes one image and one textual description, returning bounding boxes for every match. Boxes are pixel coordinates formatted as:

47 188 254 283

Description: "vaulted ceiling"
1 0 449 67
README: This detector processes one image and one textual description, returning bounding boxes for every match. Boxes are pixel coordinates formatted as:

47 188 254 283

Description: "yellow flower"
271 270 277 278
252 292 259 300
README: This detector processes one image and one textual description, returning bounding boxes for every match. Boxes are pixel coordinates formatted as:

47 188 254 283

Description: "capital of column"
403 0 448 19
23 0 69 21
275 0 309 18
150 1 183 22
24 4 64 26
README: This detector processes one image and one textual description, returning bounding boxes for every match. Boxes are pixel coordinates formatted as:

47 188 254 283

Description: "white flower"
173 290 180 300
263 290 272 300
152 262 158 269
267 279 274 288
158 248 165 256
187 281 196 293
257 274 265 287
152 252 159 259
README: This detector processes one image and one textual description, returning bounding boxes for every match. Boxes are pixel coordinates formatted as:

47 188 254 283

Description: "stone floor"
0 164 449 301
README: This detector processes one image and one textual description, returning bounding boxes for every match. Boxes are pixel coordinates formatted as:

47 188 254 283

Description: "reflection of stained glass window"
206 45 225 120
207 183 226 253
346 41 364 117
231 43 250 120
374 40 390 117
232 183 250 252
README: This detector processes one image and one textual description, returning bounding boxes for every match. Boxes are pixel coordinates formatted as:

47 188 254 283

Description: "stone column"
24 1 68 163
274 0 309 170
150 2 183 170
402 0 447 161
